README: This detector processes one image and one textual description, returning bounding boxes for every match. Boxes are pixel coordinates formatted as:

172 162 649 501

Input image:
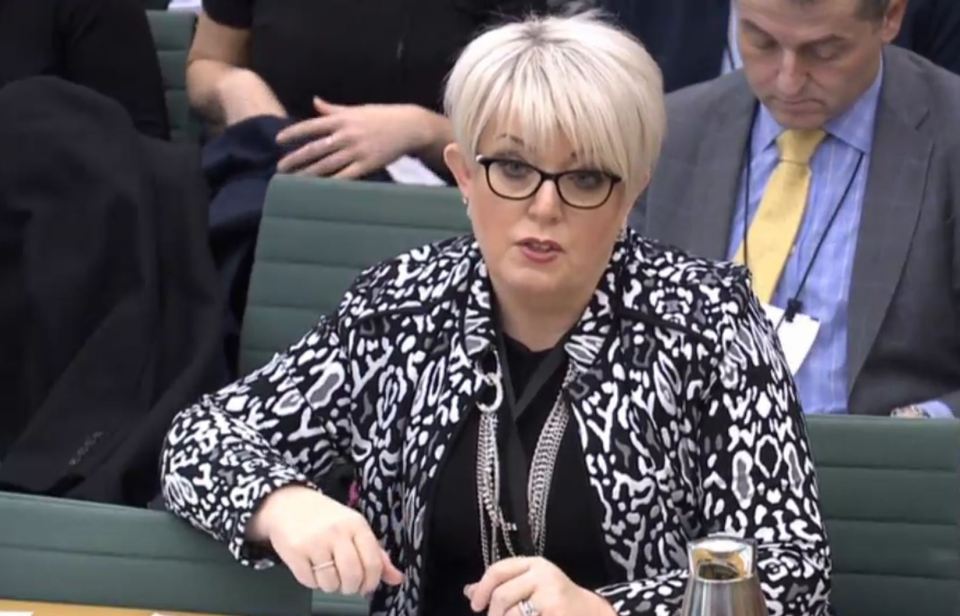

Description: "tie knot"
776 129 826 164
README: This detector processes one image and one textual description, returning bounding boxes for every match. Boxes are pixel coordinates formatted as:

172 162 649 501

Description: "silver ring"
518 599 539 616
311 560 336 573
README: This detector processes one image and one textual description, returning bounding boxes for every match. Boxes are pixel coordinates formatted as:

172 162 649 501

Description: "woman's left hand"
275 98 428 179
464 557 617 616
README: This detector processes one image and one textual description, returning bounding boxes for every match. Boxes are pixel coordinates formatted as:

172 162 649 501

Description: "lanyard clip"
785 298 803 323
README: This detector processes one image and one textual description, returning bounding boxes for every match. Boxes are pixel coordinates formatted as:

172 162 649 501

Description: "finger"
352 530 384 595
314 96 345 115
332 536 365 595
276 116 340 145
485 571 538 616
310 556 341 594
504 590 547 616
278 135 342 174
380 549 405 586
298 147 356 177
467 557 533 612
278 550 320 590
332 160 372 181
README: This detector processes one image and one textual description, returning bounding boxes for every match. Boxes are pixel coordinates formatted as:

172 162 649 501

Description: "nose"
526 178 564 223
776 51 806 97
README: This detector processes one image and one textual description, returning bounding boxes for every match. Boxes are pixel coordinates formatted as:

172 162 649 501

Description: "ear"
443 143 474 204
879 0 907 43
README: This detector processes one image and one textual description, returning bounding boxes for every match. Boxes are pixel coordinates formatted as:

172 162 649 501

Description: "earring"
462 196 469 206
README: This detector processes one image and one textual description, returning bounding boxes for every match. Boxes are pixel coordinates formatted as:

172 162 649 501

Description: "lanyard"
493 329 568 555
741 107 865 325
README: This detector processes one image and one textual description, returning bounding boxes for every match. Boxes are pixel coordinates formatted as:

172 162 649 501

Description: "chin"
503 269 566 299
772 108 828 131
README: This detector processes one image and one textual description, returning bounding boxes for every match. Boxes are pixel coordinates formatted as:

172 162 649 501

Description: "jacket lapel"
683 76 756 260
398 244 496 602
846 48 933 396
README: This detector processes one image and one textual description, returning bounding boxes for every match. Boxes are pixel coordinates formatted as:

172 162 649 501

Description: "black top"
202 0 543 120
0 0 170 139
423 334 610 615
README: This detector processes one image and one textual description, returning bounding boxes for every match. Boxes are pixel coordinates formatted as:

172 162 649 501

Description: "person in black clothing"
0 0 169 139
603 0 960 92
188 0 542 178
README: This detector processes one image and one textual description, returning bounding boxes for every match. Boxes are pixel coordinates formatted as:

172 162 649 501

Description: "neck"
495 287 592 352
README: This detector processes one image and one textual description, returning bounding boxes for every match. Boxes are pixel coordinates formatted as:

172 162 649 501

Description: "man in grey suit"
643 0 960 418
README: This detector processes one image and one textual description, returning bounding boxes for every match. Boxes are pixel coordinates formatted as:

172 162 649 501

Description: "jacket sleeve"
160 314 356 566
595 280 832 616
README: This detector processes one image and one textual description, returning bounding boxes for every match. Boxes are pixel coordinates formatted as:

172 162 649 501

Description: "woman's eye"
499 161 533 178
569 171 604 190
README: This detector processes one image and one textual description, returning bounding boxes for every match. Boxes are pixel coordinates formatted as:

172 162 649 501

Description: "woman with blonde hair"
162 13 831 616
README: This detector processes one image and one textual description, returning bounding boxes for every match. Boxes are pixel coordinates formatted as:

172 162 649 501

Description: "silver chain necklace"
476 362 575 568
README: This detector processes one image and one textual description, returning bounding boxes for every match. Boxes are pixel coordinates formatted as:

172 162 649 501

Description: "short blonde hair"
444 12 665 197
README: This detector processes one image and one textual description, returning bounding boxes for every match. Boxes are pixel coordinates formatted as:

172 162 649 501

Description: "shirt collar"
754 59 884 155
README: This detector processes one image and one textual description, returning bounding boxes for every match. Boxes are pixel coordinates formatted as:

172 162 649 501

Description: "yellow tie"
733 128 826 303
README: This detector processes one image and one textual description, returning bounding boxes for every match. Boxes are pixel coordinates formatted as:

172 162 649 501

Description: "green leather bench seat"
239 176 469 375
146 10 201 143
0 492 310 616
807 415 960 616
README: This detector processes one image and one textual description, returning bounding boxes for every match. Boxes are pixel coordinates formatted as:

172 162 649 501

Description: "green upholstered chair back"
146 10 202 143
0 492 310 615
806 415 960 616
239 175 469 375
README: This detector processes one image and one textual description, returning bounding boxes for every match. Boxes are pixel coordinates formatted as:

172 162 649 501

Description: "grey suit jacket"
642 45 960 417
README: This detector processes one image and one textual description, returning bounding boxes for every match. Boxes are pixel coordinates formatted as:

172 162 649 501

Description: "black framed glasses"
475 155 622 210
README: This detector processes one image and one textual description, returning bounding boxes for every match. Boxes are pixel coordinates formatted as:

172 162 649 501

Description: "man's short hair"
859 0 892 20
788 0 892 20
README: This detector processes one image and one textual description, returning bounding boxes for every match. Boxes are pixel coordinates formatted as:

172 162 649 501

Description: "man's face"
737 0 905 129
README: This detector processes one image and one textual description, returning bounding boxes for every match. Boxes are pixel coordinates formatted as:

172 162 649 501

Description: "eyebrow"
740 19 846 49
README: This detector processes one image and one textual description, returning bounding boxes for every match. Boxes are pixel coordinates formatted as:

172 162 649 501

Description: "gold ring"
311 560 336 572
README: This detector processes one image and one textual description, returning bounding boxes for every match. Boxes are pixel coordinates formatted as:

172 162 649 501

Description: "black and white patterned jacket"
161 230 831 616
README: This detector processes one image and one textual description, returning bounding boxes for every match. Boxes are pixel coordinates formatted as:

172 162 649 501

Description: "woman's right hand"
247 484 404 594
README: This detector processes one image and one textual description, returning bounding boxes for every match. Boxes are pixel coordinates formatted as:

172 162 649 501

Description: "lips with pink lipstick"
517 237 562 264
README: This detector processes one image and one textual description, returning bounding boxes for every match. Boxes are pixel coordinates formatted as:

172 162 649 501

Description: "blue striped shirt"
725 68 881 415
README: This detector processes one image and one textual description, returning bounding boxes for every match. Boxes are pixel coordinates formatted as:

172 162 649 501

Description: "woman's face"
445 120 642 310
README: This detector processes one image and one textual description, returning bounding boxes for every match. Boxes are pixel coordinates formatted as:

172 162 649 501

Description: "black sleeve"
203 0 253 29
58 0 170 139
903 0 960 76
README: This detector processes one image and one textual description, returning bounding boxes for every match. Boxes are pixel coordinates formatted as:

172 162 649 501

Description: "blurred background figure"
643 0 960 419
0 0 170 139
603 0 960 92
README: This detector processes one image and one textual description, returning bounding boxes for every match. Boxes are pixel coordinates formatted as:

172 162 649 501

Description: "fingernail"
463 584 472 597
